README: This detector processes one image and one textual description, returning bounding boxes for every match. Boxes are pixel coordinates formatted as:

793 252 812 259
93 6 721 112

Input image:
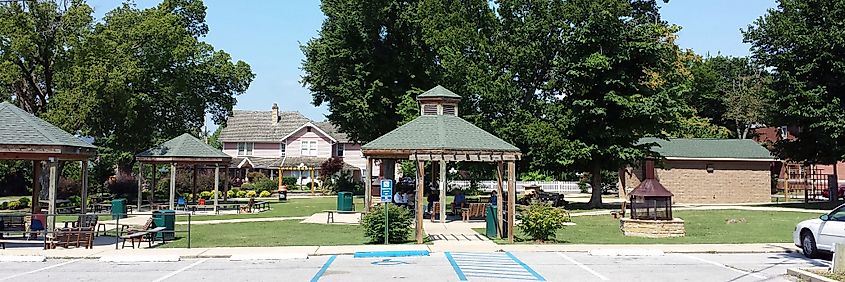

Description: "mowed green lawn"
478 209 818 244
184 196 365 221
163 220 368 248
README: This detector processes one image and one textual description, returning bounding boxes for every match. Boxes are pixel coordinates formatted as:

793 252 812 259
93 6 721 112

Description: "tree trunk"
587 163 603 208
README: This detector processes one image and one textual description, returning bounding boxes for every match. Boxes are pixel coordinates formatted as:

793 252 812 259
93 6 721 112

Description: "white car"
794 203 845 258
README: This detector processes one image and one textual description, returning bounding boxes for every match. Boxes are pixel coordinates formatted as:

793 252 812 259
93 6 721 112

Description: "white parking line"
0 259 79 281
681 254 767 280
151 258 209 282
556 253 609 281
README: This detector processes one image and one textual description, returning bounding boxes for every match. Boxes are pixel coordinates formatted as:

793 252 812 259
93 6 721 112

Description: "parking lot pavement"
0 251 828 281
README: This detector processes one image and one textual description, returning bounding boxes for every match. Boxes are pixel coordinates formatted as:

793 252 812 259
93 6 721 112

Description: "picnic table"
323 210 365 223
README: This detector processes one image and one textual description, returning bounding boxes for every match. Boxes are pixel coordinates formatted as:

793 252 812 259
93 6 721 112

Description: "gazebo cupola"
417 85 460 116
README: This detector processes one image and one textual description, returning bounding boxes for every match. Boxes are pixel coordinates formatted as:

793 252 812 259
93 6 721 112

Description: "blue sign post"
380 180 393 245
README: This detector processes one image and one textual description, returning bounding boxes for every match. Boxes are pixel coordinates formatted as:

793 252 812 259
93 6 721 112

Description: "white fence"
448 180 589 194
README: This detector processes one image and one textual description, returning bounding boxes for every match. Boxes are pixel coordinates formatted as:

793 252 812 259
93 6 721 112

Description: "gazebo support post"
365 158 372 211
31 161 41 214
192 164 198 204
169 163 176 210
439 160 446 224
81 160 88 213
214 165 220 212
137 162 143 212
416 160 425 244
507 160 516 243
151 164 157 205
310 168 315 195
47 158 58 231
496 161 504 239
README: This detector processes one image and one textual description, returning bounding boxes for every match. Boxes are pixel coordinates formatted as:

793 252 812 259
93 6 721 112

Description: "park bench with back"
47 214 99 249
462 203 488 222
119 217 166 249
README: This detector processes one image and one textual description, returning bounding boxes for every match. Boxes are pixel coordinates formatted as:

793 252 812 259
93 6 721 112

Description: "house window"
336 143 344 157
280 142 286 157
237 142 254 156
301 140 318 156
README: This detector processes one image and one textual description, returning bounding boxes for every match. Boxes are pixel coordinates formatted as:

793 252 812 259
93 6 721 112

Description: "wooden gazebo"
362 86 522 243
136 133 231 211
0 102 96 230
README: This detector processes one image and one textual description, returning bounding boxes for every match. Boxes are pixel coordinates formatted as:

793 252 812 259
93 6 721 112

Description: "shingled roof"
417 85 462 99
362 115 520 153
137 133 230 163
218 110 310 142
640 137 775 161
0 102 95 149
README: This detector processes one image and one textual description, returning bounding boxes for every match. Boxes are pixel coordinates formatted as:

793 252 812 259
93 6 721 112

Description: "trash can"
486 205 497 238
278 185 288 201
337 192 353 211
111 199 127 219
153 209 176 240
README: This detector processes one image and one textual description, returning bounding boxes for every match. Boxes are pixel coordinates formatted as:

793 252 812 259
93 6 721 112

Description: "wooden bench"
461 203 488 222
190 205 216 214
120 226 166 249
254 201 270 212
0 215 26 237
323 210 365 223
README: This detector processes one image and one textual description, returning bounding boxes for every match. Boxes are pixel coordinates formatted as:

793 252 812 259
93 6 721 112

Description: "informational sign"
380 180 393 202
381 179 393 245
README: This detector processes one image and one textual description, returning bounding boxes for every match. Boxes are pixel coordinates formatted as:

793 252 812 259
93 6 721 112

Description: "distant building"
218 104 371 185
621 138 777 204
752 125 845 184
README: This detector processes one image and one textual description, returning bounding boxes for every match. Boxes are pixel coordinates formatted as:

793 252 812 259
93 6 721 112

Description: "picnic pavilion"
135 133 231 212
0 102 96 230
361 86 522 243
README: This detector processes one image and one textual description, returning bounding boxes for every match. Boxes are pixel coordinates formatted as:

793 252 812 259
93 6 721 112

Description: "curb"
99 255 180 262
230 253 308 260
787 268 839 282
0 255 46 262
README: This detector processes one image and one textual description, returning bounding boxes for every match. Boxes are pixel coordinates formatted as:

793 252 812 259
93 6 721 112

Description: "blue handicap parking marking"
370 258 410 266
445 252 546 281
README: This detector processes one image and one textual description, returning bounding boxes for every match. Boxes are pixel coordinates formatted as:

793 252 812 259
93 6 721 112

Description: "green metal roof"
137 133 230 159
0 101 95 149
362 115 520 152
639 137 775 160
416 85 462 99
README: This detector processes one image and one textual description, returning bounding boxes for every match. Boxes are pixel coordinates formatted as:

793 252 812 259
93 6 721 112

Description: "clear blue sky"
89 0 777 130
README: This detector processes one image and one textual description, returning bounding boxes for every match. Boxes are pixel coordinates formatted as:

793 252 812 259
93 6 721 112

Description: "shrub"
18 197 30 207
246 190 257 198
226 190 235 198
361 204 413 244
236 190 247 198
240 183 255 190
200 191 212 199
247 171 267 182
254 178 277 193
0 201 7 210
259 191 271 198
105 175 137 198
517 202 569 243
67 196 81 208
282 177 297 186
6 200 20 210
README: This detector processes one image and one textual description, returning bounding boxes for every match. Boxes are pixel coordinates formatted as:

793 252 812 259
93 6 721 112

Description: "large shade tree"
744 0 845 168
1 0 253 175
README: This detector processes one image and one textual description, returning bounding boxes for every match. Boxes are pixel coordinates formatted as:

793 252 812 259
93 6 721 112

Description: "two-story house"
218 104 369 185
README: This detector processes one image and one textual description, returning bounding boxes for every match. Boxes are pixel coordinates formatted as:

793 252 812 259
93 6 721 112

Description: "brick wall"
622 160 772 204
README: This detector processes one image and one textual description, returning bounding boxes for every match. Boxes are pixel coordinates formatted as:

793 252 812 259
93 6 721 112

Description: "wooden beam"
214 165 220 213
365 158 373 211
169 163 176 210
137 162 143 212
81 160 89 213
416 160 425 244
507 161 516 243
497 161 504 239
439 160 446 224
31 160 40 214
310 168 315 195
192 164 198 203
47 159 58 231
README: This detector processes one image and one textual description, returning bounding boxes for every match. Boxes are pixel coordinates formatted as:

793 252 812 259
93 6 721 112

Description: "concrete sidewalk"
0 243 800 259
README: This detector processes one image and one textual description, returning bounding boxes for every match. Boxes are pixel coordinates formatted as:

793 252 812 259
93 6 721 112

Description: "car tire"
801 231 820 259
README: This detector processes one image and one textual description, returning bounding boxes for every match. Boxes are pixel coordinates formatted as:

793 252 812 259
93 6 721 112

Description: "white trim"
663 157 778 162
280 122 338 143
237 158 255 168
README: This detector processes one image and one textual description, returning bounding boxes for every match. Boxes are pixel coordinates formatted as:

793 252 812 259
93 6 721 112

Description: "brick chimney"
271 103 279 123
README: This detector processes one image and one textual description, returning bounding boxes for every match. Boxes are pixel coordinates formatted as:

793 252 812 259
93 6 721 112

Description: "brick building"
621 138 778 204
